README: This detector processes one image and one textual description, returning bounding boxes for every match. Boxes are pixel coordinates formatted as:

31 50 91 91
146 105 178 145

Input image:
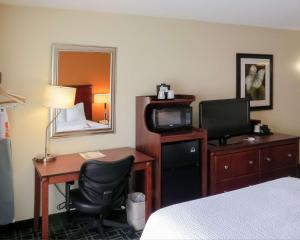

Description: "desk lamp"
94 93 110 124
35 85 76 163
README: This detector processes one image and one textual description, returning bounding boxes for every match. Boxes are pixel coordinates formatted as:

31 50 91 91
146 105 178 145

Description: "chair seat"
70 189 104 214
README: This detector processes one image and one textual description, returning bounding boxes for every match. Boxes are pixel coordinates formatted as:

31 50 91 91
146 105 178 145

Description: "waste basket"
126 192 145 230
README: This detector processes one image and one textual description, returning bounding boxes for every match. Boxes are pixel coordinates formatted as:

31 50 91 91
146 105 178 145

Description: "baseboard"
0 211 66 232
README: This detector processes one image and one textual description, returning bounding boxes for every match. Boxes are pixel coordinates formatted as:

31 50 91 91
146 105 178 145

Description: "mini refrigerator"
161 140 201 207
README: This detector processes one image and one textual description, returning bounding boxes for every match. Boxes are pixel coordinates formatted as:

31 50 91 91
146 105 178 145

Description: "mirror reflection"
51 44 116 137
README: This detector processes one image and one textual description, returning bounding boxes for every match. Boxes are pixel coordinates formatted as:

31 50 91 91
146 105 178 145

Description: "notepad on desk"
79 151 106 160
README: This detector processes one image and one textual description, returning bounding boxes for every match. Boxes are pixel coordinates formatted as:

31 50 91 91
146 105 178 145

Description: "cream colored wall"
0 4 300 221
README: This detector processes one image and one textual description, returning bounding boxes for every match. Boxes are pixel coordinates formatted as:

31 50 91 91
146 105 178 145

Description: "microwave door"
157 109 181 129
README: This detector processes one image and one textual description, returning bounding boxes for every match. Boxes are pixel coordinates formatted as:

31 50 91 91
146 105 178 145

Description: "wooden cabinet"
136 95 208 209
208 134 299 195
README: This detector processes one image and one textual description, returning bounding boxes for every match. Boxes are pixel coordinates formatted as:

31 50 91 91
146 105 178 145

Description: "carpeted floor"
0 211 142 240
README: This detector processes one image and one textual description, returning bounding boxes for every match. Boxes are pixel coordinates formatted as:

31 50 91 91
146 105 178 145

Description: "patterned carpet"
0 211 142 240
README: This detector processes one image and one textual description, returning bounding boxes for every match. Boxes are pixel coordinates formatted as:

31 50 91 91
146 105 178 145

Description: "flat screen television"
199 98 251 145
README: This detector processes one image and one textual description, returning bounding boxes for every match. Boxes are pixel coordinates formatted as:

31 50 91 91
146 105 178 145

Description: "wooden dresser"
208 133 299 195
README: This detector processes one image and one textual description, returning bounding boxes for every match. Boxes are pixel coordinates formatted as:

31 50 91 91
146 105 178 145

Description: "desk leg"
41 177 49 240
65 183 71 212
33 169 40 235
145 162 152 220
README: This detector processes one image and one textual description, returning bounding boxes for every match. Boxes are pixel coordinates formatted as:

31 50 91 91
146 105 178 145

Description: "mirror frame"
50 43 116 138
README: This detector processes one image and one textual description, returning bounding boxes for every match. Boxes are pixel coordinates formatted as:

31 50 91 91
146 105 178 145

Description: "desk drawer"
261 144 298 172
215 150 259 181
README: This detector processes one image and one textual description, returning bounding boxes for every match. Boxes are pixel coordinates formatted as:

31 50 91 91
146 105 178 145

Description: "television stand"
208 135 244 146
208 133 299 195
219 135 230 145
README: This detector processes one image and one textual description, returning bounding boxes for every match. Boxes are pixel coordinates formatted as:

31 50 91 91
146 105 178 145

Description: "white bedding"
56 120 108 132
141 177 300 239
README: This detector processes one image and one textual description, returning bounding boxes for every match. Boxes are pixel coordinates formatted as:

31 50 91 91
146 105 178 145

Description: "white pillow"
66 102 86 122
57 109 67 123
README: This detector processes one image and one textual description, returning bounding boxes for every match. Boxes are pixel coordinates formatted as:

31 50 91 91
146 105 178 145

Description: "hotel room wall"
0 4 300 221
59 52 111 122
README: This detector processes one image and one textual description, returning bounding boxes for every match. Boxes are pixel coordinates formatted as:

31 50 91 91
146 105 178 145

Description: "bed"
68 84 93 120
141 177 300 239
56 119 108 132
56 84 109 132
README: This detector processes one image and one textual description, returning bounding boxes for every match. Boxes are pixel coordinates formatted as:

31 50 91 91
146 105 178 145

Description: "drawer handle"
288 153 293 158
249 160 254 165
266 157 272 162
224 165 229 170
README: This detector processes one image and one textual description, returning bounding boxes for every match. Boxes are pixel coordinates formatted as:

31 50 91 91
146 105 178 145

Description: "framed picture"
236 53 273 111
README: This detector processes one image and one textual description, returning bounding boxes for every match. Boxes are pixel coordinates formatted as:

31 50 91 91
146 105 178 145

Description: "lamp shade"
94 93 110 103
44 85 76 109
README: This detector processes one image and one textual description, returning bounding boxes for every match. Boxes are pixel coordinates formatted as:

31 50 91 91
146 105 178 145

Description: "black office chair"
69 155 134 237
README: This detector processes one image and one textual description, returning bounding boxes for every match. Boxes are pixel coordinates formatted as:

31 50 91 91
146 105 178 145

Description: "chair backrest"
78 155 134 207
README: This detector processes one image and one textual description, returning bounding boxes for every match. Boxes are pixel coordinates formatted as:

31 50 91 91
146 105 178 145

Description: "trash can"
126 192 145 230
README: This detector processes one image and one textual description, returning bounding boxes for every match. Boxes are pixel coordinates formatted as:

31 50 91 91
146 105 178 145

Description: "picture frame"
236 53 273 111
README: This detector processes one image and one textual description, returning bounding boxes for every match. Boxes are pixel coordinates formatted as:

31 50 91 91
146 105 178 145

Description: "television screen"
199 98 251 141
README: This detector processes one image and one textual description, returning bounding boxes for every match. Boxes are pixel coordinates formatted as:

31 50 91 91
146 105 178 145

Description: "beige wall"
1 4 300 221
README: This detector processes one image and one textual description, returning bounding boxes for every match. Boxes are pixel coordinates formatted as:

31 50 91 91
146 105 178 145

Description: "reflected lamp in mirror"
35 85 76 163
94 93 110 124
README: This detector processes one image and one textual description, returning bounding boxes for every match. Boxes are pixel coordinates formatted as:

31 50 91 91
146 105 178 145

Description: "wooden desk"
33 147 154 240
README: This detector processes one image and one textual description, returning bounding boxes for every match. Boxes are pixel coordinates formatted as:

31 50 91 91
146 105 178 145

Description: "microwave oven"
146 106 193 132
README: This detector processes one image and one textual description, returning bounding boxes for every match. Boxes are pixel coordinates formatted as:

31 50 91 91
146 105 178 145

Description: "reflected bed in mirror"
51 44 116 137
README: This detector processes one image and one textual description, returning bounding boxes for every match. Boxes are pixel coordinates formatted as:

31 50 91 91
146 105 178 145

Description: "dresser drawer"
215 150 259 181
260 144 298 172
213 174 260 194
261 167 298 182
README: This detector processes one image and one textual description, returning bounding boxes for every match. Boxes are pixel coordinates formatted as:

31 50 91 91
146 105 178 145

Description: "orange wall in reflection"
59 52 111 122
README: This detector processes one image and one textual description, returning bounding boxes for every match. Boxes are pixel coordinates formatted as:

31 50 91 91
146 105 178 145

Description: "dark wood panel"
209 134 299 155
160 128 206 143
215 150 259 182
213 174 260 195
260 144 298 172
261 167 298 182
145 94 195 106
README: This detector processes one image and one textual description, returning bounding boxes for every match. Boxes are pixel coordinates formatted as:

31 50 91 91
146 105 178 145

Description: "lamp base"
34 154 56 163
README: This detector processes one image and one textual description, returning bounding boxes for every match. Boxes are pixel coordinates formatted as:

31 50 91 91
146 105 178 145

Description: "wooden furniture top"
208 133 299 154
137 94 195 106
33 147 154 178
159 128 207 143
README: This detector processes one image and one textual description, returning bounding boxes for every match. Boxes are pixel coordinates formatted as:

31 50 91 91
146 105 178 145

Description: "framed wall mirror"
50 44 116 137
